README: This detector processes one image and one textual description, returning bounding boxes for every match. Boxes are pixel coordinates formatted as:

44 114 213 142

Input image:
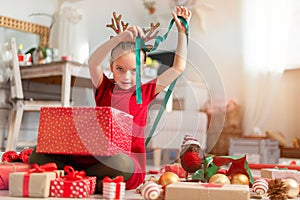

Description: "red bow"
103 176 124 183
63 166 86 180
28 162 57 173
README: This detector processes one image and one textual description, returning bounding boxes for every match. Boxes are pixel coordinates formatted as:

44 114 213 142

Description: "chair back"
9 37 24 100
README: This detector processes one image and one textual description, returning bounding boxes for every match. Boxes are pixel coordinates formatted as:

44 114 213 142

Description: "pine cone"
267 179 288 200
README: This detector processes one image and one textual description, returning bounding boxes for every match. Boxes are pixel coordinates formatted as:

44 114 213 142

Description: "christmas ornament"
267 179 288 200
252 178 269 195
283 178 299 198
1 151 19 162
230 173 250 185
141 181 161 200
208 174 230 184
19 147 33 164
158 172 179 187
180 135 204 179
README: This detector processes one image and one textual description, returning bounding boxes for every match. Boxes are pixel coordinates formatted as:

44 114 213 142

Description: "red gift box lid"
36 106 133 156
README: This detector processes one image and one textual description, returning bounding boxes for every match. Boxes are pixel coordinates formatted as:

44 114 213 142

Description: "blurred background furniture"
146 109 208 167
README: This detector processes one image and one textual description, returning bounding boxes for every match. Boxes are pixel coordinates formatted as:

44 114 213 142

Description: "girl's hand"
172 6 192 33
118 26 145 42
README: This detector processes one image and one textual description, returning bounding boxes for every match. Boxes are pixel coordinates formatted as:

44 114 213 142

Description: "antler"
106 12 129 34
143 22 160 42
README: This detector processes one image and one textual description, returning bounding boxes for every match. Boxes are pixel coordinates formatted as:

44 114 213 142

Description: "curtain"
242 0 293 136
50 1 89 63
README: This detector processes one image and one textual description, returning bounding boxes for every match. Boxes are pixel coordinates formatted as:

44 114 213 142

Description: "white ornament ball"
283 178 300 198
141 181 161 200
252 179 269 195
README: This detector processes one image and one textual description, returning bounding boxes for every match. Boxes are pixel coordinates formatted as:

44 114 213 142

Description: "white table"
20 60 91 106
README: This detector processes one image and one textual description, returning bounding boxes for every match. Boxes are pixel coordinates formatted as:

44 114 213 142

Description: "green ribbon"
135 16 189 104
135 17 189 146
192 155 254 184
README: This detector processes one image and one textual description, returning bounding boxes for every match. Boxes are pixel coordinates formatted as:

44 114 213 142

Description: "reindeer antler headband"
106 11 160 44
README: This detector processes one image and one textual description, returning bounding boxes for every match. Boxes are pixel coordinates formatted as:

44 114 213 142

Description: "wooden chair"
5 38 62 150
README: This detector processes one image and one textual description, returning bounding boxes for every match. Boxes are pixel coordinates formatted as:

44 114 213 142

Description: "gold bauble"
158 172 180 187
209 174 230 184
283 178 300 198
230 173 249 185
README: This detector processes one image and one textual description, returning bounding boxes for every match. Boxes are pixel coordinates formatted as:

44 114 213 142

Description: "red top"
95 75 158 189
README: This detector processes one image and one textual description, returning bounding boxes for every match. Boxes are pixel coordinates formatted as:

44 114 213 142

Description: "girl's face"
110 52 144 90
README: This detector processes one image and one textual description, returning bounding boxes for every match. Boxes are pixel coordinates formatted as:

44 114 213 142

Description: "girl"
29 6 191 193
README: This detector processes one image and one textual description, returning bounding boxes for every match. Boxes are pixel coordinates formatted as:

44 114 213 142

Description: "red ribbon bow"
103 176 124 183
63 165 86 180
28 162 58 173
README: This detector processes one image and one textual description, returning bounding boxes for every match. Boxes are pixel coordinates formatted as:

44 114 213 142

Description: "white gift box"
103 182 126 200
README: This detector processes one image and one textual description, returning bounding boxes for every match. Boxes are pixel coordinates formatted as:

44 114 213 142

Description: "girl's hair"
110 42 146 64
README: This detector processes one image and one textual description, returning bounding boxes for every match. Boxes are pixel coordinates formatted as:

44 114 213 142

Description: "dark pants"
28 149 134 193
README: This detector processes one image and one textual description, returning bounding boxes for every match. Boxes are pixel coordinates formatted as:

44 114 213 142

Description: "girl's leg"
28 148 78 169
85 153 135 193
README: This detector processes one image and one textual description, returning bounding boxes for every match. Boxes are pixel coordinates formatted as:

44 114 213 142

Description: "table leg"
61 64 71 106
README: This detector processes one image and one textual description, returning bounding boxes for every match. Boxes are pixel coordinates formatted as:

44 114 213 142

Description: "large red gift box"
36 106 133 156
0 163 32 190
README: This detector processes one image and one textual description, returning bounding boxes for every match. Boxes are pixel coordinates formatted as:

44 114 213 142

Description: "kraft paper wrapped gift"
261 168 300 182
165 182 250 200
9 172 56 197
9 163 61 197
102 176 126 200
50 166 96 198
36 106 133 156
0 162 32 190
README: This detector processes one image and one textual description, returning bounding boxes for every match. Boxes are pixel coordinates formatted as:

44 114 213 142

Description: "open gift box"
36 106 133 156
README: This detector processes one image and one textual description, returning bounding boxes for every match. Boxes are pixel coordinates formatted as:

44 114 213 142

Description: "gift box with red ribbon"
160 163 186 178
0 162 32 190
50 166 96 198
102 176 125 200
36 106 133 156
9 163 58 197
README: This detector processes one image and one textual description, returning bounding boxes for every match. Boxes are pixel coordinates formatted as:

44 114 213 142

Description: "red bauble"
19 148 33 164
180 151 201 173
1 151 19 162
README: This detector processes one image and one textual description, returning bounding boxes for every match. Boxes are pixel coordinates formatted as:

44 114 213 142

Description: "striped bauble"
140 181 161 200
252 179 269 195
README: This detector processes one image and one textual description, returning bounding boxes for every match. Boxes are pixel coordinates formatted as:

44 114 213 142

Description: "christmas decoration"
1 151 19 162
180 135 204 179
140 181 161 200
19 148 33 164
158 172 179 187
283 178 299 198
252 178 269 195
267 179 288 200
231 173 250 185
208 173 230 184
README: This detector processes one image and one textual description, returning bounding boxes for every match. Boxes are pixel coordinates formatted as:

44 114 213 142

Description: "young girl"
29 6 191 193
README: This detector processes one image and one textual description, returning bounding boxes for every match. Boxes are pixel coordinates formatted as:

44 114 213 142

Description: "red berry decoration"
19 148 33 164
1 151 19 162
180 151 201 173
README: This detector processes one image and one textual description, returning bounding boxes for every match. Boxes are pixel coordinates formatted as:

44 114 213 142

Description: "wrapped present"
261 168 300 182
9 163 58 197
165 182 250 200
0 162 32 190
160 163 186 178
50 166 96 198
102 176 125 200
36 106 133 156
